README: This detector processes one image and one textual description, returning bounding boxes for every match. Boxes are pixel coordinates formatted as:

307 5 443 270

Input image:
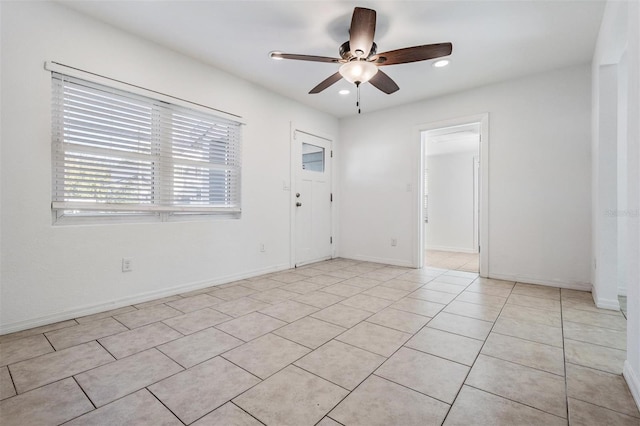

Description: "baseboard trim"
425 245 478 254
0 263 291 335
346 254 415 268
591 283 622 311
623 361 640 412
489 272 592 292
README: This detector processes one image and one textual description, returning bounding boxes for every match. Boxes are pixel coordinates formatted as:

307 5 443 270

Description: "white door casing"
292 130 333 267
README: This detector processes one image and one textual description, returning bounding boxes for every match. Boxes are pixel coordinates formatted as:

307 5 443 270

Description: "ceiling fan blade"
349 7 376 58
369 70 399 94
270 52 341 63
309 72 343 94
374 43 453 66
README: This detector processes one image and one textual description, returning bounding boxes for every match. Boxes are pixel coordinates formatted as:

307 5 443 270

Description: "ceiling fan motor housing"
340 41 377 61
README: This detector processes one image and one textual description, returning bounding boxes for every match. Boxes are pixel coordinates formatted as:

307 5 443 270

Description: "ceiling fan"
270 7 452 111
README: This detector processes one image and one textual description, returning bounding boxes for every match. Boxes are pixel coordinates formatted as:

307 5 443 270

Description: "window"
301 142 325 172
51 72 242 222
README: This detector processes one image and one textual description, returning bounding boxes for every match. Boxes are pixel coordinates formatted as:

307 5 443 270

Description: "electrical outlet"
260 243 266 253
122 258 133 272
391 238 397 247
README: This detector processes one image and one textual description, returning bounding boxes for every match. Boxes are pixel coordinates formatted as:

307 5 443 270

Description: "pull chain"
356 81 361 114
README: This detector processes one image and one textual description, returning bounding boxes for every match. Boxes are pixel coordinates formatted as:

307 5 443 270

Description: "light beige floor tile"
150 356 260 425
76 305 137 323
240 278 285 291
274 317 346 349
512 283 560 300
304 275 346 286
0 334 53 366
234 365 348 426
76 348 182 407
250 288 299 304
316 416 342 426
423 281 466 294
214 297 271 318
563 320 626 350
482 332 564 376
134 296 182 310
408 288 457 304
507 293 561 312
499 304 562 327
362 286 410 301
366 308 430 333
166 294 224 313
563 308 627 330
562 288 593 301
311 304 372 328
444 385 566 426
444 300 501 322
379 279 424 292
98 322 182 359
454 291 507 308
336 322 411 357
493 316 564 347
258 300 319 322
294 291 345 308
181 287 220 298
432 275 474 286
65 389 182 426
294 340 385 390
359 271 399 282
0 378 93 426
192 402 262 426
281 281 325 294
211 285 257 301
329 375 449 426
45 318 127 350
269 272 308 284
566 363 640 418
427 312 493 340
321 283 364 297
391 297 445 317
568 398 640 426
339 294 393 313
114 304 182 329
562 297 624 316
466 280 514 297
466 355 567 418
324 269 361 279
405 327 483 366
0 320 78 345
158 327 243 368
162 308 232 335
10 341 114 393
564 339 626 374
0 366 16 400
222 333 309 379
376 347 468 403
444 270 479 279
215 312 286 342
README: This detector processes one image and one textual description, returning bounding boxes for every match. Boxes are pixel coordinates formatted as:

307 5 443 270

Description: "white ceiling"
58 0 606 118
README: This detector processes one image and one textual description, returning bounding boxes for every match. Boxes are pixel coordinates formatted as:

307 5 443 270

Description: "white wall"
425 150 478 253
592 0 640 410
338 64 592 288
0 1 338 333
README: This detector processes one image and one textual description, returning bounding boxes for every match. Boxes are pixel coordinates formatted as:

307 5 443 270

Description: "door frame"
289 123 336 268
413 113 489 276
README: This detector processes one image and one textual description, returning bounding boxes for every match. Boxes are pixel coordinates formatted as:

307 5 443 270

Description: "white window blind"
51 72 242 217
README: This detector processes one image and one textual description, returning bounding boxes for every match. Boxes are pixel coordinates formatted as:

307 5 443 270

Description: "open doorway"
423 123 480 272
414 113 489 276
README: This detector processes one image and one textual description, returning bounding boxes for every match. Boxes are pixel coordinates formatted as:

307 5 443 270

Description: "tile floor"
1 259 638 425
426 250 479 272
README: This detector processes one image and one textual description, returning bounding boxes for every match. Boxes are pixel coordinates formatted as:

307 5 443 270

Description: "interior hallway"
426 250 479 273
0 258 637 425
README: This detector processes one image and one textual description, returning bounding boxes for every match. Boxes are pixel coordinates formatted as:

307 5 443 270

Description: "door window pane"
302 143 324 172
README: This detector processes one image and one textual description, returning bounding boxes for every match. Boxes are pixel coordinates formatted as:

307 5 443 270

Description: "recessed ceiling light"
339 89 350 95
433 59 450 68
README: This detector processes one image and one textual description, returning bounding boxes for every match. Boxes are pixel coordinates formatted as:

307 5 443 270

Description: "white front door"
294 131 332 266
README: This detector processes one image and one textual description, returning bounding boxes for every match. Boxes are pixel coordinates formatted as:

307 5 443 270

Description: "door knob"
296 202 302 207
296 193 300 198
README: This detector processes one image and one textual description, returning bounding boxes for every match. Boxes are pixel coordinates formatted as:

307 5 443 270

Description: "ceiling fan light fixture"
433 59 450 68
339 60 378 84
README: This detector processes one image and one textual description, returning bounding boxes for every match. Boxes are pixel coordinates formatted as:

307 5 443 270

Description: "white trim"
44 61 245 124
413 113 489 276
0 263 290 335
425 245 478 254
592 281 623 310
489 272 592 292
623 361 640 412
345 254 414 268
